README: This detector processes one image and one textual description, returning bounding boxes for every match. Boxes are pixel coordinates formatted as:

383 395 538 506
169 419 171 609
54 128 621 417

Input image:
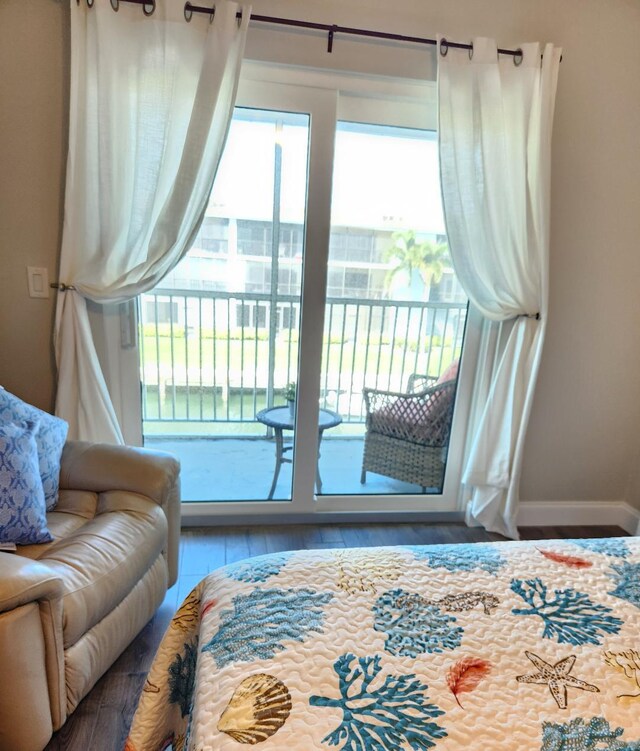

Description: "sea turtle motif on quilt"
373 588 463 656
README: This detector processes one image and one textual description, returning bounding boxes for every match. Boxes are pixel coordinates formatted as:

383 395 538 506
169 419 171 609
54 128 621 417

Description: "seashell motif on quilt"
218 673 292 744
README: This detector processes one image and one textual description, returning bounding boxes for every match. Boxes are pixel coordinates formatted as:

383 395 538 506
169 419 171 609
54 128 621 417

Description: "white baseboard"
518 500 640 536
181 509 463 527
182 500 640 535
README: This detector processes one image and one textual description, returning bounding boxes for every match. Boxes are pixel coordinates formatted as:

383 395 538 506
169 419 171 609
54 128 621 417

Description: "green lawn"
140 334 457 386
140 332 461 429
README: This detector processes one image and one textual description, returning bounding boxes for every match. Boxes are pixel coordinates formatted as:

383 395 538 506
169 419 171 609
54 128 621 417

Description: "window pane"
140 108 310 502
317 121 468 496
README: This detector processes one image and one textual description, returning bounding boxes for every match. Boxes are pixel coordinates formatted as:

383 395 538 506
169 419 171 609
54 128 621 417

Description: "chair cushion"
436 359 459 385
0 420 52 545
0 388 68 510
33 497 167 648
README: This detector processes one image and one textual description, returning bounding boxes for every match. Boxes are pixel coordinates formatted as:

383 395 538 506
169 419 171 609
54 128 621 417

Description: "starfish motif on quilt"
516 651 599 709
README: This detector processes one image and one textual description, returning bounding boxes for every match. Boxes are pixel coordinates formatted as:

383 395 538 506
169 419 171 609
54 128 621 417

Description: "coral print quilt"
126 537 640 751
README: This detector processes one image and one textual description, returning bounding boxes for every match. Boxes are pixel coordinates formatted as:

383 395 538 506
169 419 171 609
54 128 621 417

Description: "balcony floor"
145 436 425 502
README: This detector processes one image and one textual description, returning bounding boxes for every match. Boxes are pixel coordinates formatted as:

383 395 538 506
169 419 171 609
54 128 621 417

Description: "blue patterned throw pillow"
0 387 68 510
0 420 52 544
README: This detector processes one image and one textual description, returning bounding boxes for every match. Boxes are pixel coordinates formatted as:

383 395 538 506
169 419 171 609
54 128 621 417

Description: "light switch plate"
27 266 50 298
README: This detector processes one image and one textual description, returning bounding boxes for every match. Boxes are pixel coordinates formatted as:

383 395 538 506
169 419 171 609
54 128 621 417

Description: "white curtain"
438 37 561 539
55 0 249 443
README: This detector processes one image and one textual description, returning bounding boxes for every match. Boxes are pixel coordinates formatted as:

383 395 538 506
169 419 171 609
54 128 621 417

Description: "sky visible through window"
207 110 446 235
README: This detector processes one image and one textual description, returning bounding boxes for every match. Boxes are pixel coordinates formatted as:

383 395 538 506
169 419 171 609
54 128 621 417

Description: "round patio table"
256 406 342 499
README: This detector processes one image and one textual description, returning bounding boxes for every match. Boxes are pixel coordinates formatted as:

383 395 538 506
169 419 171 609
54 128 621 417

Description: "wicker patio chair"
360 374 457 491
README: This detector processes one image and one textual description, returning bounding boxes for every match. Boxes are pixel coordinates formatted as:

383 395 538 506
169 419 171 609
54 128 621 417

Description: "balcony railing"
139 289 467 431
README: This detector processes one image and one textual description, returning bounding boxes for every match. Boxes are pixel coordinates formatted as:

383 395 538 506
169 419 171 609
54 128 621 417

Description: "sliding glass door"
316 122 466 498
133 73 475 515
140 105 311 502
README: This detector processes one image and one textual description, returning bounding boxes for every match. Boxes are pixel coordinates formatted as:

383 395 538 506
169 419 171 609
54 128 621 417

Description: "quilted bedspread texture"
126 537 640 751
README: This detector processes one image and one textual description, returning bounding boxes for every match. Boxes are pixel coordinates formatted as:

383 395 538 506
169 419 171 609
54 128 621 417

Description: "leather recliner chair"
0 441 180 751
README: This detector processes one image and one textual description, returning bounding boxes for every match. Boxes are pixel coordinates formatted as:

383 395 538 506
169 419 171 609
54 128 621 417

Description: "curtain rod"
95 0 531 59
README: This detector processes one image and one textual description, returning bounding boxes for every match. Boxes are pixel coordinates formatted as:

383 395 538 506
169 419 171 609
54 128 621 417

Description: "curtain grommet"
439 38 449 57
210 4 217 24
143 0 155 16
513 48 524 66
86 0 94 7
468 43 474 60
110 0 119 11
184 2 193 21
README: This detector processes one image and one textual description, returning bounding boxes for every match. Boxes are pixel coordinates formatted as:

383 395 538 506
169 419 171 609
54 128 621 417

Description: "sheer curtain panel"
438 37 561 539
54 0 249 443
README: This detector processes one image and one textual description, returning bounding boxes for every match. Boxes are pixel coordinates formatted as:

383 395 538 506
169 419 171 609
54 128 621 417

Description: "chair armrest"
60 441 181 586
60 441 179 504
0 556 63 614
0 555 66 741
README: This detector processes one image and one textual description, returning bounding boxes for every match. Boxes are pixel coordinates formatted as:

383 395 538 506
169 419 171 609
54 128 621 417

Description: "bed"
126 537 640 751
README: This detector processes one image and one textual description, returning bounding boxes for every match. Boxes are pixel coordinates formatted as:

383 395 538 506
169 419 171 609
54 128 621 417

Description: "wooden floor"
45 522 628 750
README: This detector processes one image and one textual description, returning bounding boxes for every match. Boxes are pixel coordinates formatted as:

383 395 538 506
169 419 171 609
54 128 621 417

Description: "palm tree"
384 230 450 300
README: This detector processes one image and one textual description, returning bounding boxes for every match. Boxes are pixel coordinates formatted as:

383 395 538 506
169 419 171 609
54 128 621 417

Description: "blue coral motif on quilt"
309 653 447 751
411 543 505 575
511 578 623 646
225 552 293 583
202 588 332 667
541 716 640 751
608 561 640 610
168 640 198 718
572 538 631 559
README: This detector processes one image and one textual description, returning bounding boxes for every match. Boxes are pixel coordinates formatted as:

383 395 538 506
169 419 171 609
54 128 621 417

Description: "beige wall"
0 0 69 412
1 0 640 507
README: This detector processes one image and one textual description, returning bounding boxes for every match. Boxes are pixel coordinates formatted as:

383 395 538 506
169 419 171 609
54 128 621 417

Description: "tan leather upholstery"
64 555 167 712
0 604 54 751
59 441 180 585
0 441 180 751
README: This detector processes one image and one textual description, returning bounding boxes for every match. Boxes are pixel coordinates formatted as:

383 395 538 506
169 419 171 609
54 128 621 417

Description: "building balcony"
147 435 423 502
139 287 466 502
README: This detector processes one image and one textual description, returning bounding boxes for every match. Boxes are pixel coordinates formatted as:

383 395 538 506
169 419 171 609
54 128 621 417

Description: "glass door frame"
175 78 339 518
184 71 480 519
116 67 481 520
310 80 480 514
